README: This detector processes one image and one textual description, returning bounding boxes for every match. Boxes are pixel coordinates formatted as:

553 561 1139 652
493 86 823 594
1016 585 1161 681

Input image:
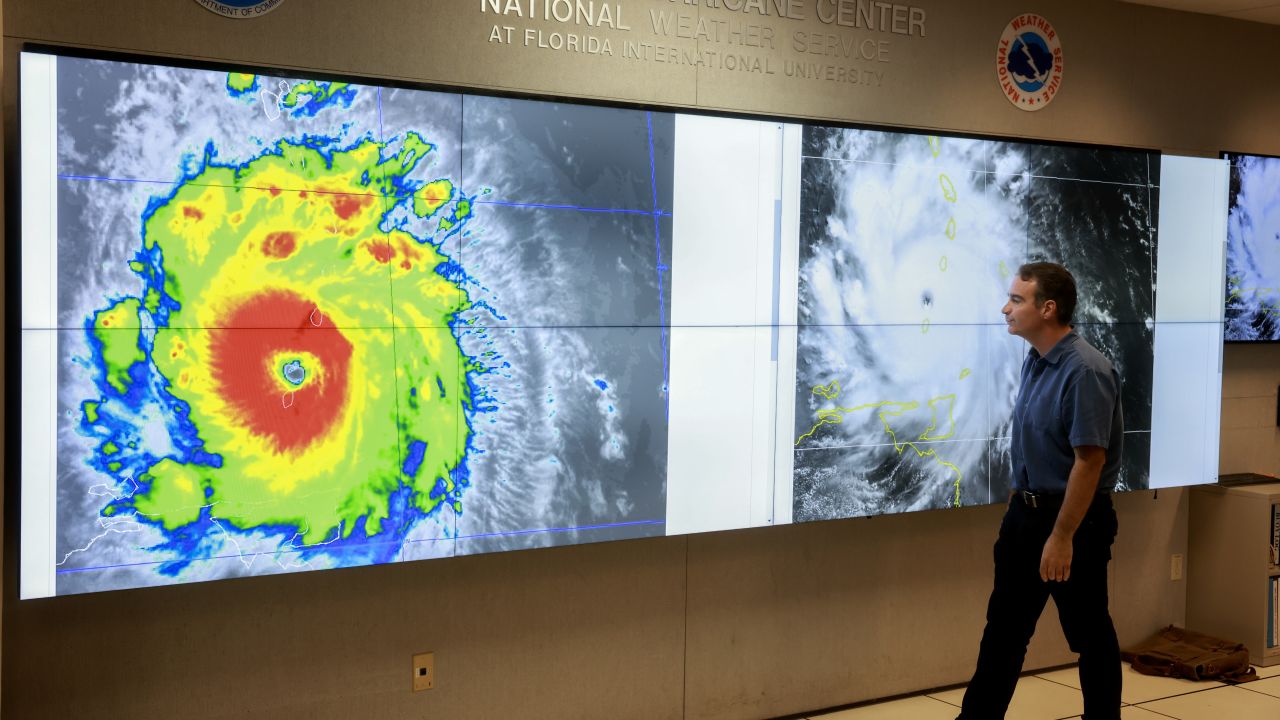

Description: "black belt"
1016 489 1111 509
1017 489 1064 509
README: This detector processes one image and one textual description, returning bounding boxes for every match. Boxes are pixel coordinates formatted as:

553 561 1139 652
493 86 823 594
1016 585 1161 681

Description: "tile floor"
802 662 1280 720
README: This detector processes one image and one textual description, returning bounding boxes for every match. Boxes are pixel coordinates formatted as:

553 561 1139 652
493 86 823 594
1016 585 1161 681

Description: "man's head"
1002 262 1077 340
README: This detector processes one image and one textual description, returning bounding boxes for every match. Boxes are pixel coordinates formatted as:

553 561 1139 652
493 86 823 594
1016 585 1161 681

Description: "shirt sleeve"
1063 367 1117 449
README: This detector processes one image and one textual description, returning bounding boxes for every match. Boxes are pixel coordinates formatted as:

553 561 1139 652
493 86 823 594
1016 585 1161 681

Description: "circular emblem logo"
996 14 1063 111
195 0 284 18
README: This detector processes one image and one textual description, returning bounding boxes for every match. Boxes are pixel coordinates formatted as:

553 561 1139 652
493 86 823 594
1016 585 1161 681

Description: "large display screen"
1224 153 1280 342
19 50 1227 598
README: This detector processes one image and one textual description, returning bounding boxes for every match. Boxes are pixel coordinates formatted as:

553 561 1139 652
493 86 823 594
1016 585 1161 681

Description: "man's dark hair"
1017 262 1077 325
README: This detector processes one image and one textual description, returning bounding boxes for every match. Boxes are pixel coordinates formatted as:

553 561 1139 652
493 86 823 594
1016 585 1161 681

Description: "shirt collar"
1029 330 1077 365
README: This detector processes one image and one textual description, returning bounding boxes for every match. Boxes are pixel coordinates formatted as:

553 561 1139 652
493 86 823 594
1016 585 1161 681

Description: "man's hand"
1040 532 1073 582
1040 445 1106 582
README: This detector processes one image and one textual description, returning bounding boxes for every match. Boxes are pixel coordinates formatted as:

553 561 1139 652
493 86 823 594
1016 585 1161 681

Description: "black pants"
958 493 1121 720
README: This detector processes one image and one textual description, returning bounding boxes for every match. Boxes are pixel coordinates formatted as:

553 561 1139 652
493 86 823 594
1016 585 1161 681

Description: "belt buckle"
1021 490 1039 508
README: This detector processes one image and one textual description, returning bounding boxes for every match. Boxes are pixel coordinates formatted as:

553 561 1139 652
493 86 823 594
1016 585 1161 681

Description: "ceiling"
1120 0 1280 25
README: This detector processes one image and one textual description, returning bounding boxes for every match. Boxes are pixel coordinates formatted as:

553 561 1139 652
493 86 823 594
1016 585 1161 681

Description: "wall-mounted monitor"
1224 153 1280 342
18 48 1228 598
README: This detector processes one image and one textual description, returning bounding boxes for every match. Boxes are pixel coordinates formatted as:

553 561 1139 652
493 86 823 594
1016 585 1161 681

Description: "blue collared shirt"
1010 331 1123 494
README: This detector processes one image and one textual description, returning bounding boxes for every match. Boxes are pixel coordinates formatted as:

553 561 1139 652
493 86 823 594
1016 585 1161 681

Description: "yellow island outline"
1226 279 1280 317
797 380 965 507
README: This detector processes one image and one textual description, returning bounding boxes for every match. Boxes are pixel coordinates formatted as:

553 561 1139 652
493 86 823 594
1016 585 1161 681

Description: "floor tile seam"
800 666 1097 717
928 675 1216 719
805 672 1255 720
1124 705 1183 720
1130 680 1263 709
1121 682 1229 705
1034 680 1090 720
1034 672 1081 692
796 691 929 718
1233 679 1280 699
1049 705 1173 720
802 692 959 719
924 692 961 708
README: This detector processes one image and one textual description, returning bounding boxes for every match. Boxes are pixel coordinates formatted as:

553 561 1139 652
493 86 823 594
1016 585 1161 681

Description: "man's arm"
1039 445 1106 582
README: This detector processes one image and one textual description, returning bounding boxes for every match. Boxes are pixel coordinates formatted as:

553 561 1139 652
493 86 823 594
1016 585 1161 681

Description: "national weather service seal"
996 14 1063 111
195 0 284 18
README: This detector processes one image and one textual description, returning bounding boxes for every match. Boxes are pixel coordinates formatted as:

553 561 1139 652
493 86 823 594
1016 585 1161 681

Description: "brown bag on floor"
1120 625 1258 683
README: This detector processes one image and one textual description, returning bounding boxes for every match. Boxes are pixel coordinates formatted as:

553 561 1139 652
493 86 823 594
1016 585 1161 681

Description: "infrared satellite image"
48 57 672 594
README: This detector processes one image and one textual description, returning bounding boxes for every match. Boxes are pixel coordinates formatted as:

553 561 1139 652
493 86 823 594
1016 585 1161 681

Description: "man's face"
1002 276 1052 339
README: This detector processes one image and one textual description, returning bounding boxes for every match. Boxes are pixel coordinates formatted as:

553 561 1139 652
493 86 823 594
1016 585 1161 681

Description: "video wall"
19 50 1227 598
1225 153 1280 342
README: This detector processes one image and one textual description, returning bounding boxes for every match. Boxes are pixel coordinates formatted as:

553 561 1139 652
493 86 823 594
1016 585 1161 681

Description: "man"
958 262 1124 720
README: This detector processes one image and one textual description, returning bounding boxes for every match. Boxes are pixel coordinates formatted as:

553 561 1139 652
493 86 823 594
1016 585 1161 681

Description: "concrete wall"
2 1 1273 718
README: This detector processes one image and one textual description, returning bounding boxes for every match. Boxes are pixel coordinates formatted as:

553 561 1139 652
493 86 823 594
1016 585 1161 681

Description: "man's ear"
1041 299 1057 319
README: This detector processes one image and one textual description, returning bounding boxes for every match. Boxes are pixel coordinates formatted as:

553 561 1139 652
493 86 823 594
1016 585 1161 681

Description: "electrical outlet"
1170 554 1184 581
413 652 435 692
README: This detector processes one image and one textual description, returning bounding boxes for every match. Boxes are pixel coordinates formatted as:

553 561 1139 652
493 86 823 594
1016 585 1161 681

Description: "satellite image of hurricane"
792 126 1158 522
1225 154 1280 341
48 56 672 594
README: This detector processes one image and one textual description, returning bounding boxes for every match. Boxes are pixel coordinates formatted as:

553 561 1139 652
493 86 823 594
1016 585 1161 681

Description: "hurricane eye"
282 359 307 386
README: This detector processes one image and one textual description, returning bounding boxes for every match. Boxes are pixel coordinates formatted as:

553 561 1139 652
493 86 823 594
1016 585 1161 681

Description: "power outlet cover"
1171 554 1184 581
413 652 435 692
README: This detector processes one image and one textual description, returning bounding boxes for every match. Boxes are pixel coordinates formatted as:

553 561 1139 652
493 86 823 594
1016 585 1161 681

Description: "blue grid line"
422 519 664 543
474 199 671 216
377 87 385 142
58 173 383 198
55 559 170 575
646 112 671 412
57 175 673 219
58 174 182 185
54 520 665 575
